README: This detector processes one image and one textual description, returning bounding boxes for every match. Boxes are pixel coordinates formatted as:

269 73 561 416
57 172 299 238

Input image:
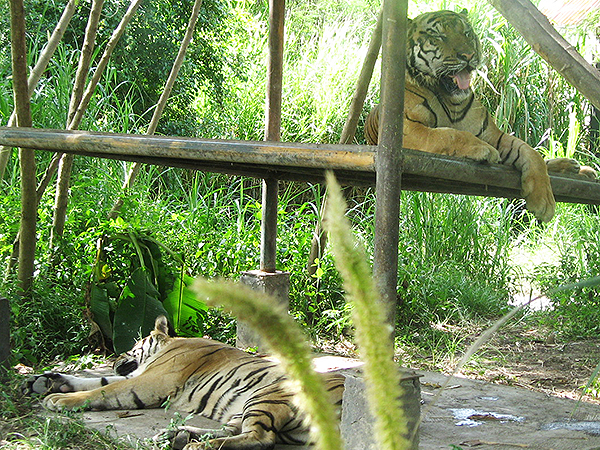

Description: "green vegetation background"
0 0 599 368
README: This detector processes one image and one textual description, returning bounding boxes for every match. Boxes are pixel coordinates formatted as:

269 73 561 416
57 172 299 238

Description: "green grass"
0 0 598 386
0 372 147 450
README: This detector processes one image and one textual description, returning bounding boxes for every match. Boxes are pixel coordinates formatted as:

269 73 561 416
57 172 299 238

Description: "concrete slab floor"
51 356 600 449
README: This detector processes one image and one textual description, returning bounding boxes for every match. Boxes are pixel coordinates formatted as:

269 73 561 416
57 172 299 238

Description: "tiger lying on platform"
364 9 596 223
27 316 345 450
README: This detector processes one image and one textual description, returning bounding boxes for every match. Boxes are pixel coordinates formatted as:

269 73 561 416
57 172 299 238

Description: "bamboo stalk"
9 0 35 294
108 0 204 220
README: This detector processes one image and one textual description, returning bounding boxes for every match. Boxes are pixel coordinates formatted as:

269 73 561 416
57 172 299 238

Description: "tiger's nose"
459 51 475 62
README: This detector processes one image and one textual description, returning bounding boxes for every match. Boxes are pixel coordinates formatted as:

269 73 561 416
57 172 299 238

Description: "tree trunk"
10 0 35 295
0 0 76 181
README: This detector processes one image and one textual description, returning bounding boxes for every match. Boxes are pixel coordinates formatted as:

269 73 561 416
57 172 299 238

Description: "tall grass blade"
324 172 410 450
546 275 600 294
571 360 600 419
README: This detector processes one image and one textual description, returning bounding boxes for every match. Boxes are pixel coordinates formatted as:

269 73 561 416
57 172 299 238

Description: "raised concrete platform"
68 356 600 449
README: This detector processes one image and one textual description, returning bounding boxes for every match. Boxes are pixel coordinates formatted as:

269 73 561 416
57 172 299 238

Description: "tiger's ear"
154 315 169 335
459 8 469 17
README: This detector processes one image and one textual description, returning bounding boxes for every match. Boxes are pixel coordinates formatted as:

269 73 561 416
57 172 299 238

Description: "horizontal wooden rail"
1 126 599 204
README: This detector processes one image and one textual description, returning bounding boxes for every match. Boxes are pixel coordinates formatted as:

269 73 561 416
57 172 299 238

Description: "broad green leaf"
90 283 113 338
112 267 169 354
164 274 208 337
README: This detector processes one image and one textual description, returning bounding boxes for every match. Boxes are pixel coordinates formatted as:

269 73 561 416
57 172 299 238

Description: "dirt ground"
321 323 600 405
456 326 600 405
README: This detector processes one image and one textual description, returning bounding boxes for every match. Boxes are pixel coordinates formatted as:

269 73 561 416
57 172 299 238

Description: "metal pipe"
373 0 408 326
260 177 279 272
261 0 285 273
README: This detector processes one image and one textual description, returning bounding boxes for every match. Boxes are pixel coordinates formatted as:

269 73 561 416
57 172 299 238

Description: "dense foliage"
0 0 599 371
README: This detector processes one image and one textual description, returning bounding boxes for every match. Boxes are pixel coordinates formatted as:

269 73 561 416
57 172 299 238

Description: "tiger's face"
113 316 172 376
407 10 481 97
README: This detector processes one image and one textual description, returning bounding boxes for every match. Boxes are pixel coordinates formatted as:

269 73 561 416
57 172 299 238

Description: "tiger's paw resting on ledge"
546 157 598 180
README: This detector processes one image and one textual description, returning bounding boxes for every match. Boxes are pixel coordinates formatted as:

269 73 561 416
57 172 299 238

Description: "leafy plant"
90 218 207 353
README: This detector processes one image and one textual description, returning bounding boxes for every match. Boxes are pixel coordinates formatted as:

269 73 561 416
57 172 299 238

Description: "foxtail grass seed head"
191 278 343 450
324 171 411 450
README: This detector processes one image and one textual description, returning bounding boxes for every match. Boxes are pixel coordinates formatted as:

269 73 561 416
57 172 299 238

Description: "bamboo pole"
9 0 36 294
2 127 600 204
260 0 285 273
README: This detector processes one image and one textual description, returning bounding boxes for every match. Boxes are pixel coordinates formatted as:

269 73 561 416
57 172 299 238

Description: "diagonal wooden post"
307 9 383 276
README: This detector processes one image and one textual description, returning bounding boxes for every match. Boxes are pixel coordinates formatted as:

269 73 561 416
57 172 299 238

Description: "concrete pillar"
340 368 421 450
0 297 10 375
237 270 290 350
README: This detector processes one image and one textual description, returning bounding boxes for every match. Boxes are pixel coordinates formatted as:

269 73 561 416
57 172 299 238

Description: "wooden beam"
1 126 599 205
488 0 600 111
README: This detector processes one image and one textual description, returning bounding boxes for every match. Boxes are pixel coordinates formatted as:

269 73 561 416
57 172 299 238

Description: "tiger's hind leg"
180 420 278 450
153 420 242 450
182 389 301 450
546 157 597 180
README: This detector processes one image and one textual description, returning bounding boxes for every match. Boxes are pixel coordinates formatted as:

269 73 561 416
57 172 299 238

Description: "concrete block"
340 367 421 450
237 270 290 350
0 297 10 375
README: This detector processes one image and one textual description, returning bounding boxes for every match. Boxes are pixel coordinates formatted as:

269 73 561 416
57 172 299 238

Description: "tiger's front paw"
24 373 75 395
546 157 580 174
579 165 597 180
459 142 500 164
546 158 597 180
521 173 555 223
42 392 89 411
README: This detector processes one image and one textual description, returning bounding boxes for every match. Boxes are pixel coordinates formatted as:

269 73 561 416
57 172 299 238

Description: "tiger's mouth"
441 68 473 93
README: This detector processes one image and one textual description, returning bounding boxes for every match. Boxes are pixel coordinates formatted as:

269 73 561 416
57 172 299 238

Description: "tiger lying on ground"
365 9 596 223
27 316 345 450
